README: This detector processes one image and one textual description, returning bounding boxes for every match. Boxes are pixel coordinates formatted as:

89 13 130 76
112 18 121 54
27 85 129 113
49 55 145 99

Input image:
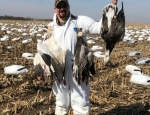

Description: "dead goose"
73 28 95 85
34 31 67 84
34 43 55 81
100 2 125 65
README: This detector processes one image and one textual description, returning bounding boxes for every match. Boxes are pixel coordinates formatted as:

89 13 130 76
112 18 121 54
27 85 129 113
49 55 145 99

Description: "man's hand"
112 0 118 5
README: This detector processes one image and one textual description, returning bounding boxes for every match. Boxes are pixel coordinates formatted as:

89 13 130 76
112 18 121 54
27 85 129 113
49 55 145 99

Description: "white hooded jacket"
47 13 102 83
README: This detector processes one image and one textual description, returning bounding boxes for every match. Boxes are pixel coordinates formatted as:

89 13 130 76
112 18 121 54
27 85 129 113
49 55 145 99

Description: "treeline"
0 15 52 21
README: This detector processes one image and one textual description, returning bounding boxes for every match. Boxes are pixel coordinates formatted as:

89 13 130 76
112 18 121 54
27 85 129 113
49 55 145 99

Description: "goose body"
34 31 67 83
100 2 125 64
73 29 95 85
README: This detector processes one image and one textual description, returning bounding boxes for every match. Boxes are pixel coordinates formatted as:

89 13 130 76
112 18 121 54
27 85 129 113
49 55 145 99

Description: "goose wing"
42 32 67 84
37 42 67 83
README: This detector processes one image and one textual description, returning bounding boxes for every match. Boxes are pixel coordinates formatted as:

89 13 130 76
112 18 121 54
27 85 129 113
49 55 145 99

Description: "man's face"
54 1 70 20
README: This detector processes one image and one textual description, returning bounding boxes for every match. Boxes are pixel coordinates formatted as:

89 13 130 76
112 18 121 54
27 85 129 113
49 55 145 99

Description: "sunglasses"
56 4 68 9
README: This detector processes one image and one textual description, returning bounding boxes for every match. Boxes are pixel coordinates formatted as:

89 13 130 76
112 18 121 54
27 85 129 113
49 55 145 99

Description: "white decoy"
17 29 24 33
29 32 35 36
0 35 9 42
22 38 32 44
36 34 42 37
4 65 28 75
6 30 12 34
12 37 22 41
127 51 141 57
123 36 131 42
93 51 105 58
135 57 150 65
138 37 145 41
129 39 137 44
125 65 143 75
1 27 7 32
87 40 95 44
130 74 150 86
22 53 34 60
134 35 138 38
22 33 29 36
6 46 14 50
91 45 103 51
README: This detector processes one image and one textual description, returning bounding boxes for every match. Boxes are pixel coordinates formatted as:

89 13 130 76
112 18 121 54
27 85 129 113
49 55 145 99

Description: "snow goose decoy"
93 51 105 58
127 51 141 57
22 38 32 44
125 65 143 75
125 65 150 85
73 28 95 85
135 57 150 65
91 45 103 51
100 2 125 65
4 65 28 75
22 53 34 60
130 74 150 86
0 35 9 42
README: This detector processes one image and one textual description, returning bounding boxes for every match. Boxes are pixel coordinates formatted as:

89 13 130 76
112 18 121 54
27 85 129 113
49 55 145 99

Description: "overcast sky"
0 0 149 23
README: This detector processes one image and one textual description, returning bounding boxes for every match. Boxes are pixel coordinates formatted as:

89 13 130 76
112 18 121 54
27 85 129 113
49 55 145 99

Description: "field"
0 20 150 115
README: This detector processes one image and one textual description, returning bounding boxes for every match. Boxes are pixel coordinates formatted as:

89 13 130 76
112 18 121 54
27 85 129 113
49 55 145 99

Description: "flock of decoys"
1 2 150 86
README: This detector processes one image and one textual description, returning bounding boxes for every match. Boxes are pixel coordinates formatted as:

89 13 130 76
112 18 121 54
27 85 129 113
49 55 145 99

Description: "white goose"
34 31 68 84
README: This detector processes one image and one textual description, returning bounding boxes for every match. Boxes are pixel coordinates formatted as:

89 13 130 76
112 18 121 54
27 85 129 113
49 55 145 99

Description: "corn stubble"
0 20 150 115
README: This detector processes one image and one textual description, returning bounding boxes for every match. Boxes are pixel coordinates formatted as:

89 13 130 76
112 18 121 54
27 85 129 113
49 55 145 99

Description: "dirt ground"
0 20 150 115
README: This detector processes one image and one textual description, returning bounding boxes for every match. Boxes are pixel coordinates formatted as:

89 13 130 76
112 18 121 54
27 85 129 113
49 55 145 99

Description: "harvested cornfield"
0 20 150 115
